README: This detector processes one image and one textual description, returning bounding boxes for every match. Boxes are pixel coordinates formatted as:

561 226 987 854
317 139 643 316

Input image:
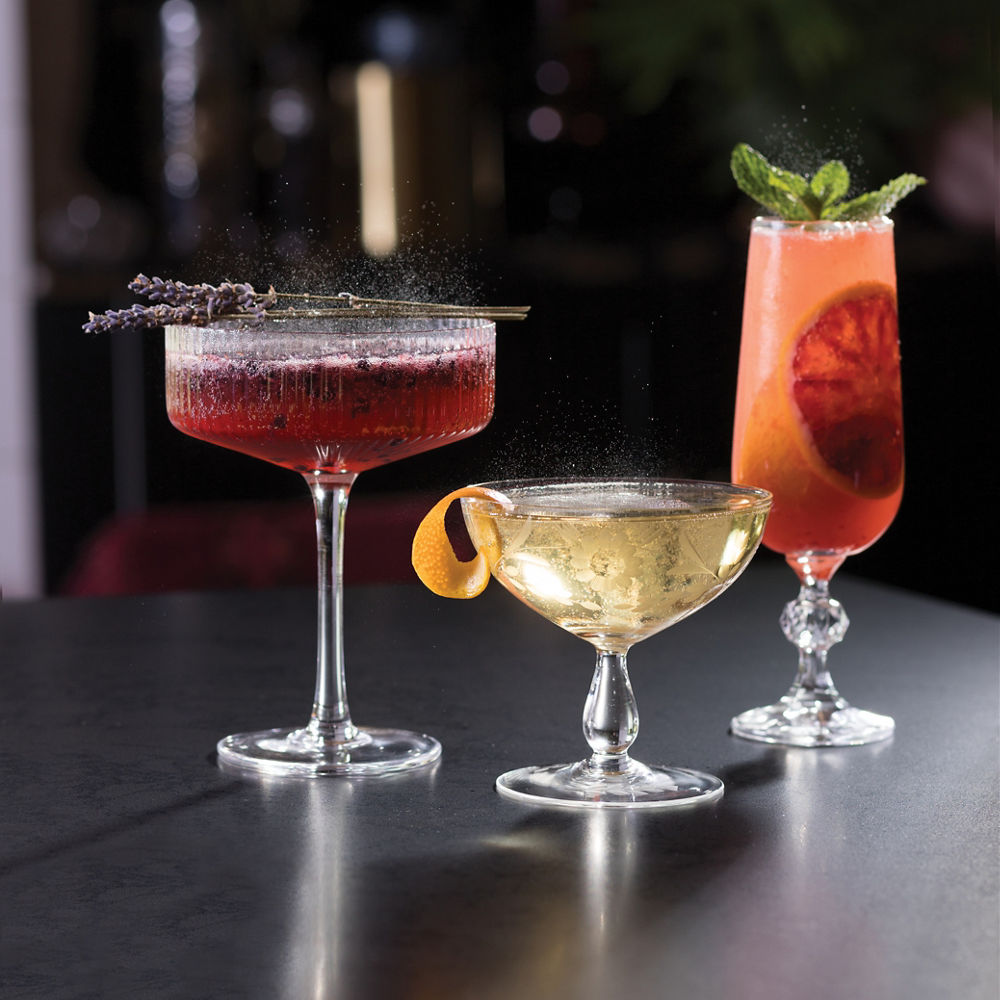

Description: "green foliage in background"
581 0 989 188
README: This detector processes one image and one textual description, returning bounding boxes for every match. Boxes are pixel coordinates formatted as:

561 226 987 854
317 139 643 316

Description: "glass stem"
583 650 639 775
307 474 359 744
780 579 850 710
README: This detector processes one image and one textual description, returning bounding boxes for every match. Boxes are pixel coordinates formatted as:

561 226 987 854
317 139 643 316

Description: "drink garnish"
83 274 529 333
737 280 903 507
411 487 511 598
730 143 925 221
789 282 903 496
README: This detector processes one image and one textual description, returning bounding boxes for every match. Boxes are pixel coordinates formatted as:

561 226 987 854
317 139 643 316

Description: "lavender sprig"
84 274 529 332
85 275 276 332
128 274 270 317
83 303 210 334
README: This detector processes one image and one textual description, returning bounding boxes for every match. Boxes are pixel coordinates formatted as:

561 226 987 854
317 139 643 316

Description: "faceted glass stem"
307 474 360 746
730 560 894 747
779 578 850 718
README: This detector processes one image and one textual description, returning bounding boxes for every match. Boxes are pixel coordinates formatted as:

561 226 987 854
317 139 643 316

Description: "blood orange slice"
411 487 510 598
789 282 903 498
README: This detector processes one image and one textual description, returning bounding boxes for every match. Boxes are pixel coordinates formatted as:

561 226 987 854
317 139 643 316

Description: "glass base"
495 758 723 810
730 699 894 747
217 725 441 777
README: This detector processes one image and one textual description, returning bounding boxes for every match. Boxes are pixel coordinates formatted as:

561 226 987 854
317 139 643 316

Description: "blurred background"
0 0 995 607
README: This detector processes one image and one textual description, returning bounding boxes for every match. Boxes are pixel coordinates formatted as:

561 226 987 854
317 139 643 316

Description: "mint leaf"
770 165 823 219
731 142 926 221
825 173 927 220
730 143 792 217
729 144 811 218
810 160 850 206
769 164 811 201
731 143 819 219
764 182 816 221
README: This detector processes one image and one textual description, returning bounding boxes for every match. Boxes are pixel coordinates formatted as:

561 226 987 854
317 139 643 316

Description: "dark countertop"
1 561 997 999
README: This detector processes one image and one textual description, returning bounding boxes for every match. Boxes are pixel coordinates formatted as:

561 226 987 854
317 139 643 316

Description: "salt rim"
752 216 894 234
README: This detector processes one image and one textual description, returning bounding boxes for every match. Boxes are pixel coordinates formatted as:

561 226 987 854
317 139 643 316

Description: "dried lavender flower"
87 274 267 332
84 274 529 332
82 302 212 333
128 274 260 311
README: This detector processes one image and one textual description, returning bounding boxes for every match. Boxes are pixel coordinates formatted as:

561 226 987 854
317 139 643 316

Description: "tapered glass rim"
462 477 773 519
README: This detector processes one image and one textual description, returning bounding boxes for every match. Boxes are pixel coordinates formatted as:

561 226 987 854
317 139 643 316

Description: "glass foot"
730 699 894 747
495 759 723 809
217 725 441 777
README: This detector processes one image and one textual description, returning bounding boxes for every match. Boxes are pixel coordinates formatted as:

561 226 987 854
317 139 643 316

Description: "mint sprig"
731 143 925 221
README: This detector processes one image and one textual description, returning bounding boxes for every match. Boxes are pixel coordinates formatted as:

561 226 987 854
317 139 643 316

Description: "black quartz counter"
1 562 996 999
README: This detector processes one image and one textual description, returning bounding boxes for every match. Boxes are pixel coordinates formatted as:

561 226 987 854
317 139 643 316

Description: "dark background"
28 0 996 609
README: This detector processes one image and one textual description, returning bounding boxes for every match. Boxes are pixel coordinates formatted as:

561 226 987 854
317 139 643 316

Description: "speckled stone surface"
1 562 997 999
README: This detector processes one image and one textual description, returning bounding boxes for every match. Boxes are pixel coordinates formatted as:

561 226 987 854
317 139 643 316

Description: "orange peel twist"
411 486 511 598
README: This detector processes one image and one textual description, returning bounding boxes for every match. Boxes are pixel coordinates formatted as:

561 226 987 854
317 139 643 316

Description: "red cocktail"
167 339 494 474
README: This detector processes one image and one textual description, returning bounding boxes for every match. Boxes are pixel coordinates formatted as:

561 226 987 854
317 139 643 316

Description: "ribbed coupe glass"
165 314 495 775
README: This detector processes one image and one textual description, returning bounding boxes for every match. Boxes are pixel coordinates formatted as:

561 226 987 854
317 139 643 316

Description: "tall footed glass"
165 314 495 775
460 479 771 808
730 217 903 746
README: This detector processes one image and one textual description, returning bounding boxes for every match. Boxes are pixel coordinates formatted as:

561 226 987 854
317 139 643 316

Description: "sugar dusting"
189 215 485 306
480 394 701 486
186 218 704 493
759 111 868 196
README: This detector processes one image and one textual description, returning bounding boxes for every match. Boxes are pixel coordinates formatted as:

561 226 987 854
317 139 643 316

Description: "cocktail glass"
165 313 496 775
460 478 772 808
730 217 903 746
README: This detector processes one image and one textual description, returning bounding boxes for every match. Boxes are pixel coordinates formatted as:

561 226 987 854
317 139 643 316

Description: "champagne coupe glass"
460 478 771 808
730 217 903 746
165 313 496 776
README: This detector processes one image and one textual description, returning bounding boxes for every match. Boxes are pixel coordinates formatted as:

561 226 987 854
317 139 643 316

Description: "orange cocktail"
732 218 903 579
